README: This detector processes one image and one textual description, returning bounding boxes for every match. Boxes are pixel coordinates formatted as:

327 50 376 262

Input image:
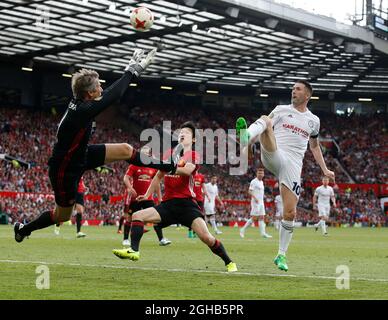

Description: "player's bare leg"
258 215 272 238
314 213 329 235
104 143 136 163
275 215 282 230
191 218 237 272
117 214 125 234
258 116 277 152
208 214 221 234
240 215 257 238
320 215 329 235
104 143 180 173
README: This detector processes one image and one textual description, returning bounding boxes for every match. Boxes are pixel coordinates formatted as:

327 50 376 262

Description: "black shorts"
49 144 105 207
75 192 84 206
155 198 204 229
128 200 155 215
197 201 204 213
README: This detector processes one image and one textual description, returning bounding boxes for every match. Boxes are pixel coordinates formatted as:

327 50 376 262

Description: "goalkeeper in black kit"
14 48 180 243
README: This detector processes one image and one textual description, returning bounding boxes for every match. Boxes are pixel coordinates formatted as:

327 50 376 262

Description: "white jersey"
270 104 320 166
204 183 218 207
249 178 264 207
315 185 334 207
275 195 283 216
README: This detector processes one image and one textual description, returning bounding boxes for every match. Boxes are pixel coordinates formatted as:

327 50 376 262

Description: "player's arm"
312 191 318 209
81 73 133 119
80 49 156 119
331 195 337 208
216 195 225 208
331 190 337 207
248 190 259 203
137 170 165 201
155 183 162 205
175 163 196 176
123 175 137 196
309 137 335 181
202 182 210 201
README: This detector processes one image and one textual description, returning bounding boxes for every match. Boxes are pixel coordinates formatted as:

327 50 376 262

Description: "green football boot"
274 254 288 272
236 117 250 145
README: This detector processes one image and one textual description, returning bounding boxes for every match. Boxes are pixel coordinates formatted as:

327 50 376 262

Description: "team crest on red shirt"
138 174 151 180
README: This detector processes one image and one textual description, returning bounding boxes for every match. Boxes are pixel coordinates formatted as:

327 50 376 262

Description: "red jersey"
163 149 200 202
77 178 86 193
125 165 157 201
193 173 205 202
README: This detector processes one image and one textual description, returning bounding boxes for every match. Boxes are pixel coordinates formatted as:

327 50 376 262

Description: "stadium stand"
1 106 386 227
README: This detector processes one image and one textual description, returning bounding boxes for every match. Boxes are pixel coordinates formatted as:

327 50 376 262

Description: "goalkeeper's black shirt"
48 71 134 171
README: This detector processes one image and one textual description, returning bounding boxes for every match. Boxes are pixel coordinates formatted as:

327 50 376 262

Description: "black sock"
130 220 144 251
21 210 55 236
153 225 163 241
127 149 175 172
209 239 232 265
118 216 124 231
55 223 60 227
124 221 131 240
76 213 82 233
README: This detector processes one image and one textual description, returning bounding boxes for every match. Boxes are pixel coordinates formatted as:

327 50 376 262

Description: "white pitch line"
1 259 388 283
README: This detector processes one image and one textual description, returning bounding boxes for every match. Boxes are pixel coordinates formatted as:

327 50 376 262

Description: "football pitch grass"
1 224 388 300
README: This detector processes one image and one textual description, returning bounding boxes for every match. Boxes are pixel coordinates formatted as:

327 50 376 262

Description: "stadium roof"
1 0 388 96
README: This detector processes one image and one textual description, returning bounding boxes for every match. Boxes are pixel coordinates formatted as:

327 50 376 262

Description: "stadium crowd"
1 106 386 227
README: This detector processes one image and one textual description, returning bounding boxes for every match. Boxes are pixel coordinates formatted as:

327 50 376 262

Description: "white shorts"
260 146 302 199
250 203 265 216
204 202 216 216
318 204 330 217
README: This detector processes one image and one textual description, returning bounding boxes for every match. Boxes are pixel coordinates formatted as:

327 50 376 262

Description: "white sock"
278 220 294 256
321 220 327 234
259 220 266 236
241 218 253 232
315 220 322 228
210 218 218 231
248 118 267 143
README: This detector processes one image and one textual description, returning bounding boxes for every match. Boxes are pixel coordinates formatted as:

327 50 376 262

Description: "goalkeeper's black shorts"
49 144 105 207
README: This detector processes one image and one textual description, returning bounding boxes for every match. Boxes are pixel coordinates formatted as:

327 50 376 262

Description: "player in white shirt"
240 168 272 238
313 176 336 235
204 176 225 235
236 80 335 271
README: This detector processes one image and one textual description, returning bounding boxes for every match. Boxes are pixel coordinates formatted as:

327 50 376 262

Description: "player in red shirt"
188 171 208 238
113 122 237 272
54 177 87 238
121 146 171 246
